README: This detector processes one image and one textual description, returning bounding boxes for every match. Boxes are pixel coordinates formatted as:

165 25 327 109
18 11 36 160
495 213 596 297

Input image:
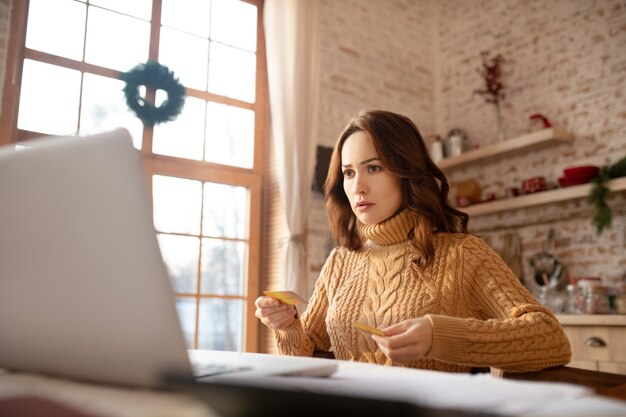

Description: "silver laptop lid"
0 129 192 387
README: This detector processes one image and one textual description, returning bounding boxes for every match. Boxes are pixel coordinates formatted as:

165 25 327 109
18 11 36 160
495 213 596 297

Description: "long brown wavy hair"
324 110 469 268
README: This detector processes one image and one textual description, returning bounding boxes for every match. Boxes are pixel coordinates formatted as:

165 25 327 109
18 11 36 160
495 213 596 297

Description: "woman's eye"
368 165 381 173
342 170 354 178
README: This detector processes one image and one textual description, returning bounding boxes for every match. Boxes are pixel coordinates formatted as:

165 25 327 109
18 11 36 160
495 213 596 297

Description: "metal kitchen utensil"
530 228 568 290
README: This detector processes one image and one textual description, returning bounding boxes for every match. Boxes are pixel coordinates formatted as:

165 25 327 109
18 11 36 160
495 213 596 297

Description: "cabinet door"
607 327 626 363
598 361 626 375
563 326 611 362
569 359 598 371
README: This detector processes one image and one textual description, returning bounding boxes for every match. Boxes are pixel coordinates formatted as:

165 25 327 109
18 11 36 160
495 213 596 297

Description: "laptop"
0 128 336 388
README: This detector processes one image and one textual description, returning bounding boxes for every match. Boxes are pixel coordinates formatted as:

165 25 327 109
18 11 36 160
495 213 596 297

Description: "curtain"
264 0 320 300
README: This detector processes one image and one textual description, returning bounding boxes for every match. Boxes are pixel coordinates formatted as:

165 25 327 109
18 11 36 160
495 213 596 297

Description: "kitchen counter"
557 314 626 326
557 314 626 374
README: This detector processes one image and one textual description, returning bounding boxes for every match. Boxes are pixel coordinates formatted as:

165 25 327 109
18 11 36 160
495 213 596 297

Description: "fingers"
375 330 417 350
254 296 297 330
381 320 411 336
371 317 433 363
371 332 416 358
255 295 282 308
373 338 427 363
272 309 297 329
256 306 296 329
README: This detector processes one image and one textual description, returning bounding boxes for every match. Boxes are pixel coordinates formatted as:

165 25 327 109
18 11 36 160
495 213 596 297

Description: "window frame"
0 0 268 353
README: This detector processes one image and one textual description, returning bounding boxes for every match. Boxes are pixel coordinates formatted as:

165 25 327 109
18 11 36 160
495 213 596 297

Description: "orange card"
263 290 308 305
354 322 385 336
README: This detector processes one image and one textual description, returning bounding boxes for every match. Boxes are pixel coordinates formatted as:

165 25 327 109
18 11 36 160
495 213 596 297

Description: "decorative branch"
473 51 505 106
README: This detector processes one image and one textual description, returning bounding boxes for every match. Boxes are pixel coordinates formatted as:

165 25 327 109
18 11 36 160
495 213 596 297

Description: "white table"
3 351 626 417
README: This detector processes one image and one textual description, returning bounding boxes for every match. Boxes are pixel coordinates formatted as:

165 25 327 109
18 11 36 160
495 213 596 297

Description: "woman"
255 110 571 372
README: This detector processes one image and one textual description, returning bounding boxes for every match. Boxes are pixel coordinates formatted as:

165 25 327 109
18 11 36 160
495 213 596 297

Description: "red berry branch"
473 51 505 105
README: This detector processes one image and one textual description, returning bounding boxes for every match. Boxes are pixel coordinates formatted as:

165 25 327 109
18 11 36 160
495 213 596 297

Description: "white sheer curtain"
264 0 319 299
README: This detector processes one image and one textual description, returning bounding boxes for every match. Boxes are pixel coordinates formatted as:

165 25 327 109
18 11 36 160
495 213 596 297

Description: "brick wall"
306 0 439 293
307 0 626 297
0 0 623 318
438 0 626 292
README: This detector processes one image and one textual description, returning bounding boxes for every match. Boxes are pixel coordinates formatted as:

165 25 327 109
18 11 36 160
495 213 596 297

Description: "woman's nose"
352 174 367 194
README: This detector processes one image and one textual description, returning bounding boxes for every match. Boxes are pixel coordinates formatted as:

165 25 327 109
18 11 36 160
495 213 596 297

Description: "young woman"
255 110 571 372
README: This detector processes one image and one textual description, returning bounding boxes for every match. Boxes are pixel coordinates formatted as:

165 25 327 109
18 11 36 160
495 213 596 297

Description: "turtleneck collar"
358 208 418 246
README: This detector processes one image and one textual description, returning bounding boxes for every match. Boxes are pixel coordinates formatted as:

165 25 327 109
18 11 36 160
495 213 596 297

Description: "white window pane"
158 234 200 294
153 175 202 235
211 0 257 52
159 27 209 91
200 239 246 295
208 42 256 103
89 0 152 20
202 182 248 239
85 6 150 72
153 95 205 160
205 102 254 168
79 73 143 148
198 298 243 351
176 297 197 349
26 0 86 61
17 60 80 135
161 0 211 37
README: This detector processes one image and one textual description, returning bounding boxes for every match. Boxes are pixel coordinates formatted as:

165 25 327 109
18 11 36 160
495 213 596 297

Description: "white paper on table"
247 360 621 416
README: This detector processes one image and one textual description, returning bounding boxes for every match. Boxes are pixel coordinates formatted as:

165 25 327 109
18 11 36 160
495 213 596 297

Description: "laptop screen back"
0 129 192 387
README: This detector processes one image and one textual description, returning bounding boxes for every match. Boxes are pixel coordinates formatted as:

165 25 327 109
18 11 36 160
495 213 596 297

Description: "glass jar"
537 286 564 313
429 139 444 163
564 284 582 314
538 286 549 308
584 285 611 314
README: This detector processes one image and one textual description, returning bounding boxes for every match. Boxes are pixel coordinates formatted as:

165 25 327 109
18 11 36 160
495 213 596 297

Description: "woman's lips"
356 201 374 212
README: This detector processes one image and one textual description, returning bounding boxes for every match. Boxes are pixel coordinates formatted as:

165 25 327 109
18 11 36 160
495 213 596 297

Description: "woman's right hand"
254 296 297 330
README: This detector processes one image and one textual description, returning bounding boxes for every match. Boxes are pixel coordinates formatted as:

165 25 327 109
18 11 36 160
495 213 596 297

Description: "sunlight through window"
13 0 263 352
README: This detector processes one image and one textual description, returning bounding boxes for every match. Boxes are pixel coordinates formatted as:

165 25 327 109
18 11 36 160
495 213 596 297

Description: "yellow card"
354 322 385 337
263 290 308 305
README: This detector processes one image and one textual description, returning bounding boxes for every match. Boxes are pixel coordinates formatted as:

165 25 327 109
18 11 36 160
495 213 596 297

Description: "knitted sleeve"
272 248 338 356
426 235 572 372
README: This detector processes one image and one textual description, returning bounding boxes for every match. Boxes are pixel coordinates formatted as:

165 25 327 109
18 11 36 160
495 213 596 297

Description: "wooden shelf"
437 127 574 170
557 314 626 326
462 177 626 217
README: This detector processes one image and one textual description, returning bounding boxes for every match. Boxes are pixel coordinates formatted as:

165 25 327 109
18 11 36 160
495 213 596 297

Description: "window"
1 0 267 352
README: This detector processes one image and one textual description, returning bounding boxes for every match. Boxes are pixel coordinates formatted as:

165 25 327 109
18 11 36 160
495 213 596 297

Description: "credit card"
263 290 308 305
354 322 385 336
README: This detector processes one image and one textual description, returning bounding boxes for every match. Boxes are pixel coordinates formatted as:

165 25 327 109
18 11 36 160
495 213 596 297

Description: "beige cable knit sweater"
274 209 571 372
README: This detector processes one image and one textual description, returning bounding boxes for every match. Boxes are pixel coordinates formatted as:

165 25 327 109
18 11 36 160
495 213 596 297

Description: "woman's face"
341 131 403 225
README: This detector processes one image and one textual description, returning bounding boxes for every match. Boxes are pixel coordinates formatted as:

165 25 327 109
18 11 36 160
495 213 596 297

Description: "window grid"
0 0 266 352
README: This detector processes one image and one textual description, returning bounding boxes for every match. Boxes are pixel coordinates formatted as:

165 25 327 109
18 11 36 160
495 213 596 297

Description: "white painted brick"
0 0 622 291
308 0 626 292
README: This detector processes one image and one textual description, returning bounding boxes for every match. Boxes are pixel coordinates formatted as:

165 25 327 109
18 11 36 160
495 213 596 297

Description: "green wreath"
120 61 185 127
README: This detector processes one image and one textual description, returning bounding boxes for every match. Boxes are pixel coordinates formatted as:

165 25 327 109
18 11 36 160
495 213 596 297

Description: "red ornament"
529 113 552 128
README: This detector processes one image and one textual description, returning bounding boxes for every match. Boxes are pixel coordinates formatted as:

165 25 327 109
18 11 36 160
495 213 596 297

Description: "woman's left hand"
371 317 433 364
